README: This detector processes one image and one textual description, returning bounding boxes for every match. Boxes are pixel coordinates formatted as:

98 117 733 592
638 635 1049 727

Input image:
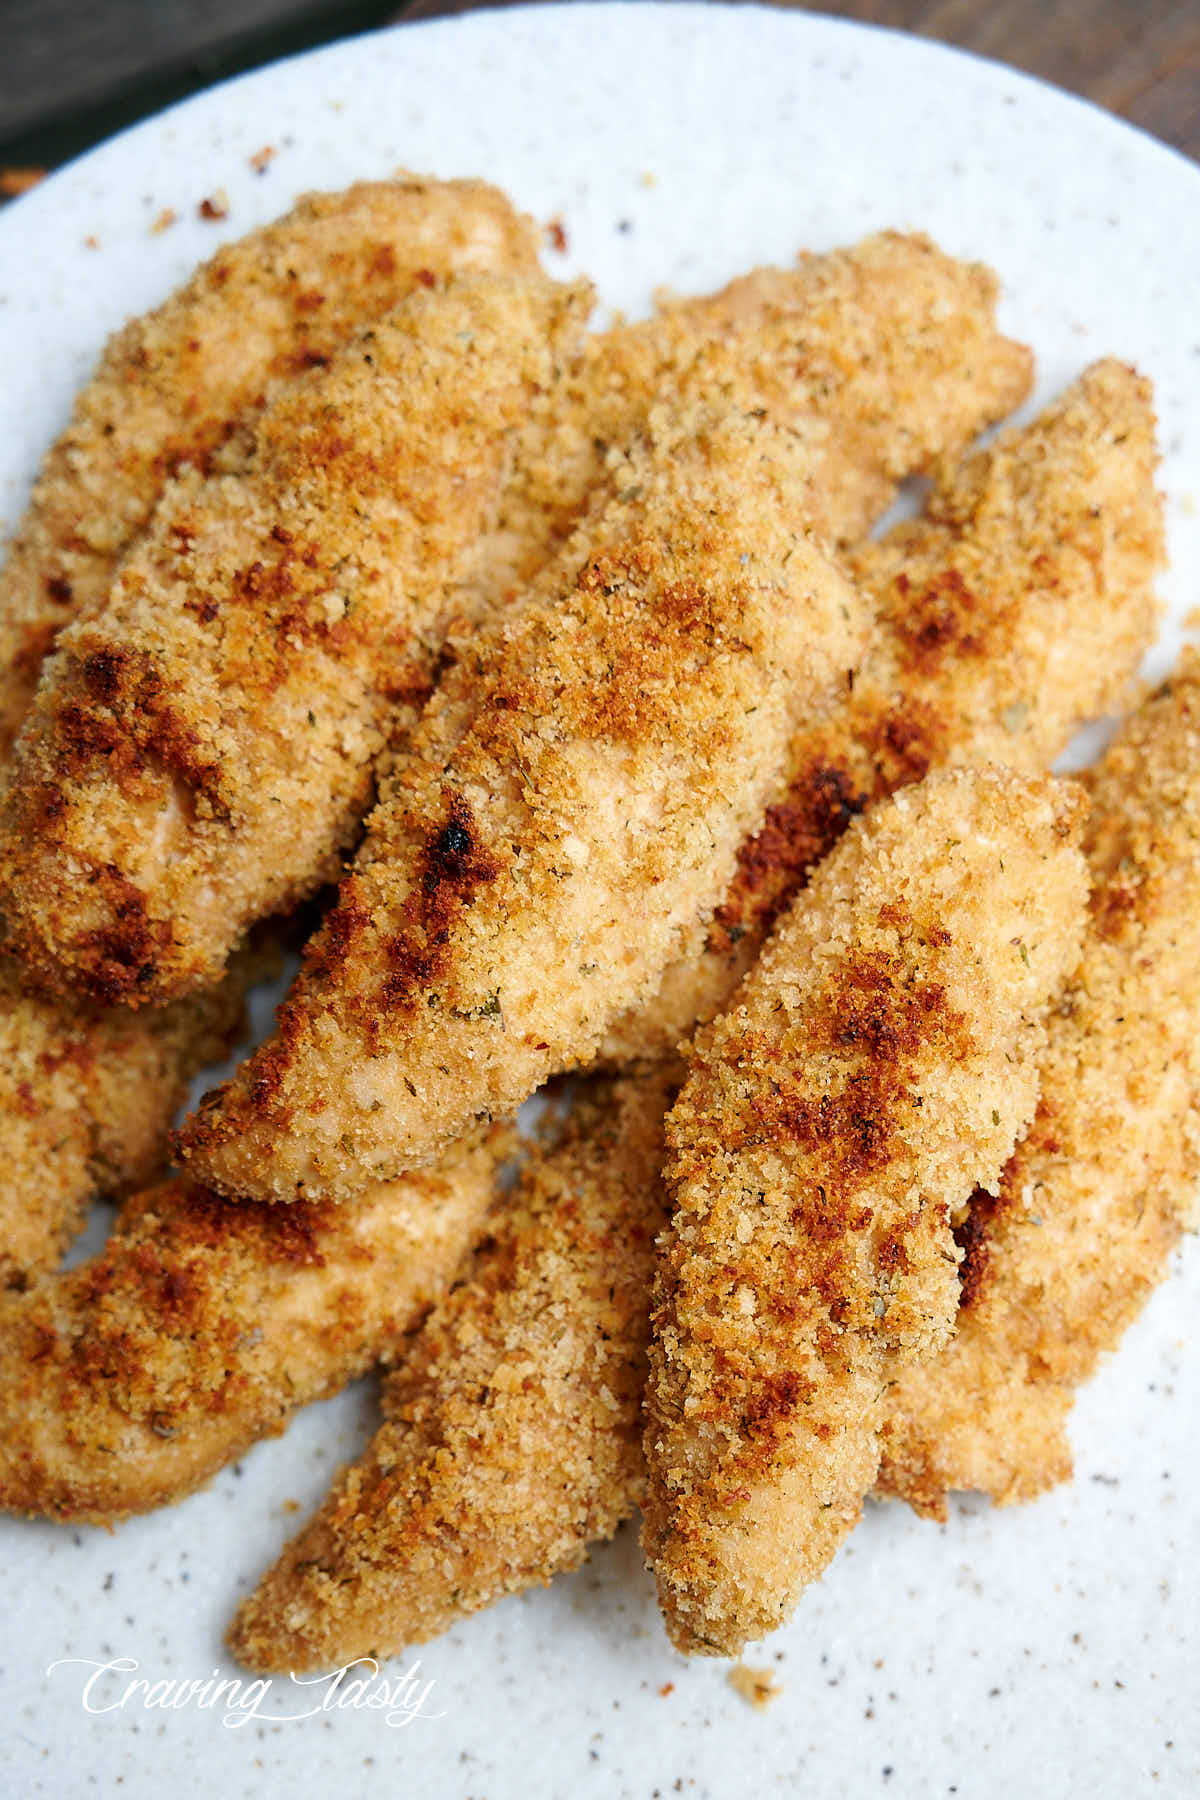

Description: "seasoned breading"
0 176 543 756
479 231 1033 609
601 359 1163 1065
0 272 585 1006
0 1128 505 1523
642 767 1089 1656
0 183 541 1268
228 1073 676 1674
877 658 1200 1516
0 945 260 1289
179 409 870 1202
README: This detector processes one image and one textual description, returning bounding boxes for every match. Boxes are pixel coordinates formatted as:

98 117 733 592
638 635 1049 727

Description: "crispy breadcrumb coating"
642 767 1089 1656
602 359 1163 1065
179 409 869 1201
0 1128 506 1523
0 176 544 757
0 273 585 1005
877 657 1200 1515
228 1073 676 1675
0 944 262 1289
479 231 1033 608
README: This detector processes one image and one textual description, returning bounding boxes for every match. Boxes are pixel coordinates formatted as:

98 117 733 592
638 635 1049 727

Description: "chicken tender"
877 658 1200 1515
0 176 543 757
0 272 584 1005
0 940 268 1289
0 1128 505 1523
602 359 1163 1065
481 230 1033 608
229 1073 675 1674
641 767 1089 1656
179 409 870 1202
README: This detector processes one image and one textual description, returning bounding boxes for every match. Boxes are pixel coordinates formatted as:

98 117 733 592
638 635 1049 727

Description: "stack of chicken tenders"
0 174 1196 1670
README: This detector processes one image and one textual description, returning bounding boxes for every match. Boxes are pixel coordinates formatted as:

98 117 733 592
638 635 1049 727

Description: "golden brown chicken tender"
179 408 869 1202
877 656 1200 1515
0 272 585 1006
228 1073 675 1675
481 230 1033 608
0 176 544 756
642 767 1089 1656
0 939 271 1289
0 1128 505 1523
601 358 1163 1066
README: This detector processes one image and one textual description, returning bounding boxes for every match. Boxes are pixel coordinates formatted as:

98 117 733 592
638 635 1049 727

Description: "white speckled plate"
3 7 1199 1796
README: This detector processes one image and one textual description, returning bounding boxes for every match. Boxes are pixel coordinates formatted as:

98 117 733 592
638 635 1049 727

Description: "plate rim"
2 0 1198 240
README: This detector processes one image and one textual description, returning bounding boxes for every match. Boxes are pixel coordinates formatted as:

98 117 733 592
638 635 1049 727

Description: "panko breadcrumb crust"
0 937 269 1289
642 767 1089 1656
228 1073 677 1675
0 1126 507 1522
180 410 868 1201
878 656 1200 1513
601 359 1164 1065
0 227 1026 1016
0 176 545 757
0 191 1190 1679
479 230 1034 611
0 271 586 1005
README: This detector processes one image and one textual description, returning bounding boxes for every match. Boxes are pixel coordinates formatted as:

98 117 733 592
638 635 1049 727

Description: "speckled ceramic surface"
2 6 1199 1795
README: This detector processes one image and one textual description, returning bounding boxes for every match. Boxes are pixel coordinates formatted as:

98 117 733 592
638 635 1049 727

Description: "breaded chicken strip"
228 1073 675 1674
0 176 543 756
180 410 870 1201
0 945 259 1289
878 659 1200 1515
0 272 584 1006
602 359 1163 1065
482 231 1033 607
0 1128 505 1523
642 767 1089 1656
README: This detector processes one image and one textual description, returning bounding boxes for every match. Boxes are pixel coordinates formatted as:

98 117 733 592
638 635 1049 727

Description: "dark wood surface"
1 0 1197 178
774 0 1200 157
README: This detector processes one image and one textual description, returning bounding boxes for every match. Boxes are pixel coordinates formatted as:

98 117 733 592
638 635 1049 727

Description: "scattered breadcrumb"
728 1664 783 1710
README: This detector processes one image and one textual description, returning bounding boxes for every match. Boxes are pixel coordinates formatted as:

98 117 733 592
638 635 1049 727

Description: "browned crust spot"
862 700 950 791
50 646 226 807
189 792 502 1133
887 568 985 673
734 950 967 1199
73 866 177 1003
369 794 501 1028
954 1102 1062 1309
712 766 868 946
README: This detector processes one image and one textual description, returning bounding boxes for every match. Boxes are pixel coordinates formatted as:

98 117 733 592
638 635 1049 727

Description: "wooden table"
1 0 1197 185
